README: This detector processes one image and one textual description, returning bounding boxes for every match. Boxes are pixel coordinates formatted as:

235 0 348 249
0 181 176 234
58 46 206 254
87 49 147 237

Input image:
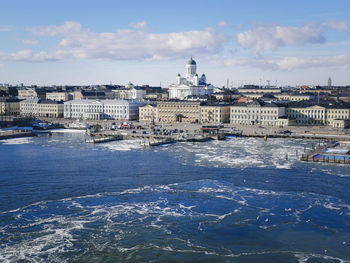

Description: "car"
132 130 136 134
142 131 147 134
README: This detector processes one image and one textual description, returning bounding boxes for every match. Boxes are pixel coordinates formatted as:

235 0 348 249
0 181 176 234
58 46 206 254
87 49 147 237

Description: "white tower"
186 57 197 78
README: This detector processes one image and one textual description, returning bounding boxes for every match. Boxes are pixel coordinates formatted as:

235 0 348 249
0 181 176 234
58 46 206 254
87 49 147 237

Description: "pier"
0 130 36 140
301 141 350 165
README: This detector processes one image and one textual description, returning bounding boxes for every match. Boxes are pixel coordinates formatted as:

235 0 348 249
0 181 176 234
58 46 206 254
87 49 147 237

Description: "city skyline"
1 0 350 87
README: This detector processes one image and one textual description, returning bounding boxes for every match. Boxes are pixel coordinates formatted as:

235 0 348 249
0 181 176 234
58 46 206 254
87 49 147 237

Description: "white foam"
50 128 86 133
98 139 142 151
0 137 32 145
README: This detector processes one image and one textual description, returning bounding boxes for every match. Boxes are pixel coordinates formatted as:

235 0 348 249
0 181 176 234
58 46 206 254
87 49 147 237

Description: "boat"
32 120 63 130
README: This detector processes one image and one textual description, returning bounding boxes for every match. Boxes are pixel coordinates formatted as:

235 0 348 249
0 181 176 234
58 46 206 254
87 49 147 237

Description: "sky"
0 0 350 87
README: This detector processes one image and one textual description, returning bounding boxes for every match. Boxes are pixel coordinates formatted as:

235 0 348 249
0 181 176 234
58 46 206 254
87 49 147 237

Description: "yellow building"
286 101 350 127
139 104 157 122
157 101 200 123
37 100 64 118
0 97 21 116
200 105 230 124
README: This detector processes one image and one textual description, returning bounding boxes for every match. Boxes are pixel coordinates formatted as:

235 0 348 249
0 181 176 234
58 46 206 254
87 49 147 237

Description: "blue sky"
0 0 349 87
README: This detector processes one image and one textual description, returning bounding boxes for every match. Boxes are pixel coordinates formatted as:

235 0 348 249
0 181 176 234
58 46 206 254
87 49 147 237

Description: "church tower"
186 57 197 78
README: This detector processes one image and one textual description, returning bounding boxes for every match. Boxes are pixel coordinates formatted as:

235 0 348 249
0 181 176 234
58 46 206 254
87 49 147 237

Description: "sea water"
0 130 349 262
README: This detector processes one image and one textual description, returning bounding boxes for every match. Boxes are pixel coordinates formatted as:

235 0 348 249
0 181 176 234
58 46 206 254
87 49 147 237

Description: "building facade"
64 99 146 120
37 100 64 118
20 99 39 117
168 58 214 100
157 101 201 123
139 104 157 123
200 105 230 124
286 101 350 127
0 97 21 116
46 92 72 101
230 100 286 126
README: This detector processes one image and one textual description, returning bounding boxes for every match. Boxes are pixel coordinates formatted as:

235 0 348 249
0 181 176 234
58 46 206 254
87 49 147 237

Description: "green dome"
187 57 196 65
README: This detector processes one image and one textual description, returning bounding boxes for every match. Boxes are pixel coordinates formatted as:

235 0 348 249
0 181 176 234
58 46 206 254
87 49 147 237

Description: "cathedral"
168 57 214 100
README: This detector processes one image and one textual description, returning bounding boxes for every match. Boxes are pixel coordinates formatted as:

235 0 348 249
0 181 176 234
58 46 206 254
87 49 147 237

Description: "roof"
287 100 350 109
38 99 63 104
187 57 196 65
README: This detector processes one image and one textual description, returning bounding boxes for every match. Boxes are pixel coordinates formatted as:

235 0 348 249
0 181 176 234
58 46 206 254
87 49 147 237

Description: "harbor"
301 141 350 164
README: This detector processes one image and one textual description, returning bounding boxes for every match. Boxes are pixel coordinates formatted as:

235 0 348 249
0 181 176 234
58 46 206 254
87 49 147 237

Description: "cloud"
20 21 226 62
323 19 349 31
129 21 149 30
0 50 61 62
27 21 82 37
237 23 325 51
20 39 39 45
216 21 241 30
221 54 350 71
0 25 14 32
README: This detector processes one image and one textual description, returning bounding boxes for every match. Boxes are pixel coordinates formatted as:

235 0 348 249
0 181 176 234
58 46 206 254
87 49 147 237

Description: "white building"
46 92 72 101
168 57 214 100
112 83 146 100
64 99 146 120
230 99 286 126
20 99 39 117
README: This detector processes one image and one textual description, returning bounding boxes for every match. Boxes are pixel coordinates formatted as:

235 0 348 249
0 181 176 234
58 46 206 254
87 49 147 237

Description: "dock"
301 141 350 165
0 130 36 140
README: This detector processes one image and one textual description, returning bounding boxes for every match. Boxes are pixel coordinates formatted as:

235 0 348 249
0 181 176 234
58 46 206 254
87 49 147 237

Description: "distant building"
19 99 39 117
139 104 157 123
286 101 350 128
168 57 214 100
0 97 21 116
37 100 64 118
157 101 201 123
18 87 46 99
64 99 146 120
237 87 282 94
328 77 332 88
230 99 286 127
46 91 72 101
112 84 146 100
200 104 230 124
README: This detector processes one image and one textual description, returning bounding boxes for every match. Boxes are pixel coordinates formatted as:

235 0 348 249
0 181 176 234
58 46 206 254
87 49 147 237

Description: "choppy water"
0 130 349 262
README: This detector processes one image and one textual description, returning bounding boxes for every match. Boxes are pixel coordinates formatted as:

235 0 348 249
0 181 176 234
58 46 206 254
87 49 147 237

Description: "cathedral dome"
187 57 196 65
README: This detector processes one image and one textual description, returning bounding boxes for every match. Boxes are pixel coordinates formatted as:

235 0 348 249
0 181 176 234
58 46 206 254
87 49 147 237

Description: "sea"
0 130 349 262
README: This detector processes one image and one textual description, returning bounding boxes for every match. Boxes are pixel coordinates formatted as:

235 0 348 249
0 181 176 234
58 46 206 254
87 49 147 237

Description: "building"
18 88 46 99
286 101 350 128
112 83 146 100
46 92 72 101
230 99 286 126
37 100 64 118
168 57 214 100
139 104 157 123
64 99 146 120
200 104 230 124
237 87 282 94
20 99 39 117
0 97 21 116
157 101 201 123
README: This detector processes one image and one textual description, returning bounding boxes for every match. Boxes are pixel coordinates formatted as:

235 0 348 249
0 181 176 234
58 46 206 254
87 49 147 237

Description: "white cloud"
0 25 14 32
237 23 325 51
129 21 149 30
28 21 82 37
0 50 61 62
20 21 226 62
323 19 349 31
20 39 39 45
217 21 230 28
221 54 350 71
